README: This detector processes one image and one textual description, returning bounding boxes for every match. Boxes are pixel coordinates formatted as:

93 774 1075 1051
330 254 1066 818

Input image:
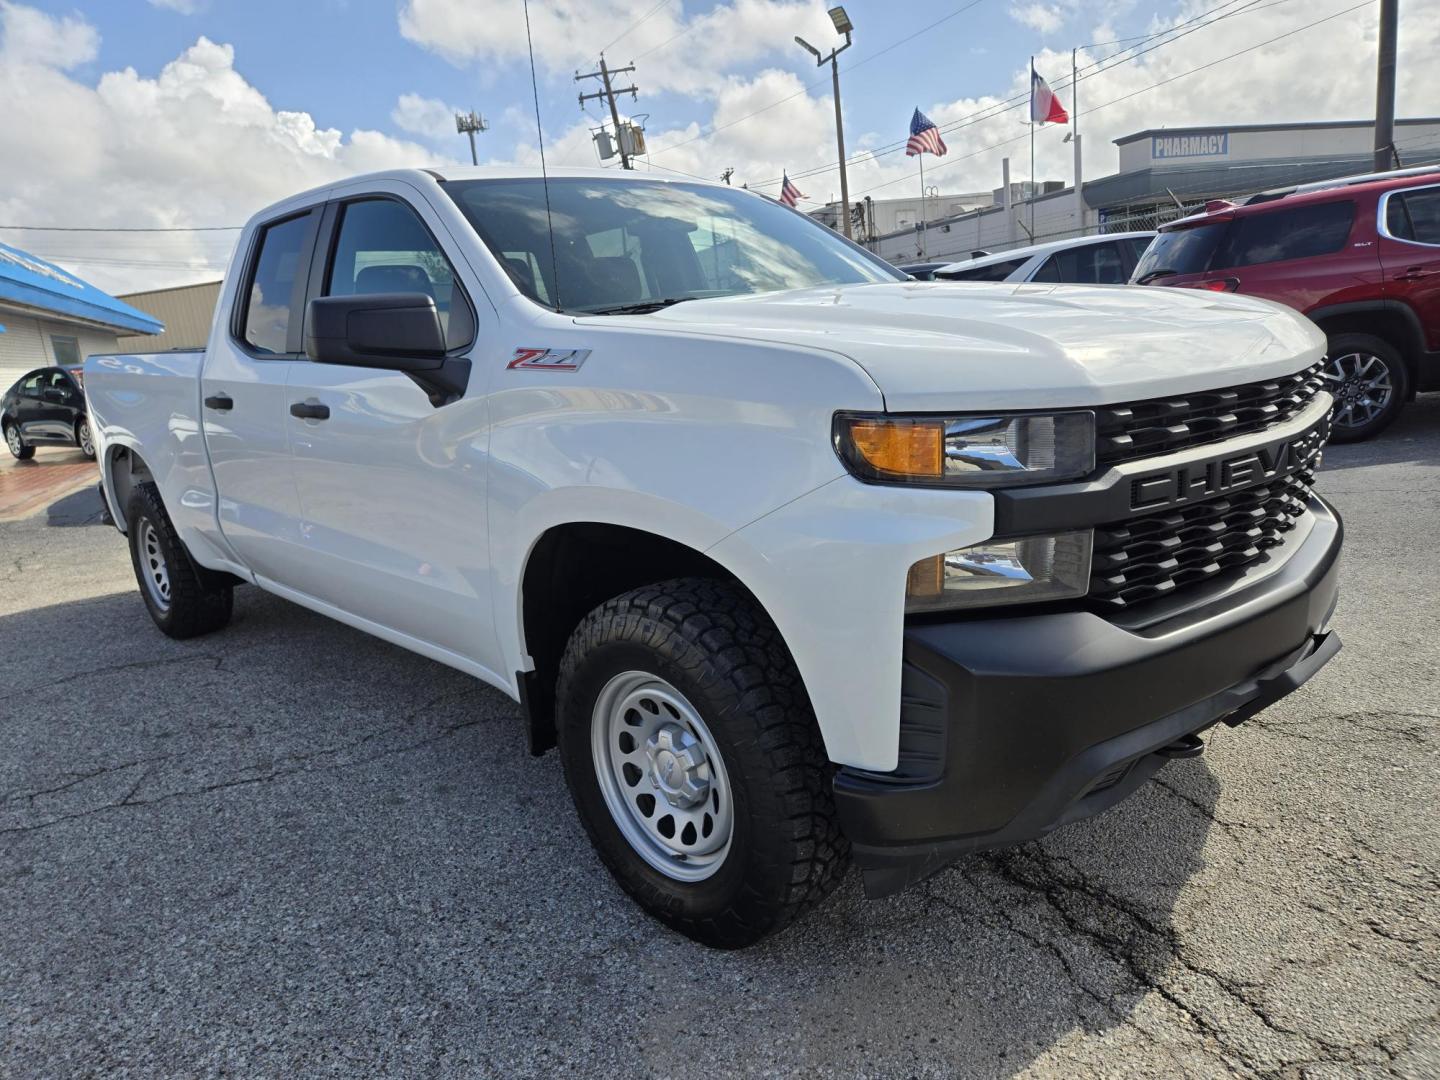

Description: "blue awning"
0 241 164 335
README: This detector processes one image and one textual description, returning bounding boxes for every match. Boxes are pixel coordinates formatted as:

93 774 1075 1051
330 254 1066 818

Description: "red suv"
1132 167 1440 440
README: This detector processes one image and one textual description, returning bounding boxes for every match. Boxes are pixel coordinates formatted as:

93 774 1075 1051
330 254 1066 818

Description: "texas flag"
1030 65 1069 125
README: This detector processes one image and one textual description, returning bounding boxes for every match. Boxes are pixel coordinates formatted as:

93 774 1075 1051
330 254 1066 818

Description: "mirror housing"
42 387 68 404
305 292 446 371
304 293 470 405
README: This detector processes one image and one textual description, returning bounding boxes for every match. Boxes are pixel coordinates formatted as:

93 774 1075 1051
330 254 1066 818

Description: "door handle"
1396 266 1430 281
204 393 233 411
289 401 330 421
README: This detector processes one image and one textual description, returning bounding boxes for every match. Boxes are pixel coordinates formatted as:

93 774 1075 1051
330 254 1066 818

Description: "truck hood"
615 282 1324 412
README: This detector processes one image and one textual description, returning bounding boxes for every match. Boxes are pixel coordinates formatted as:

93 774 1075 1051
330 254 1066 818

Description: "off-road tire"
125 481 233 639
4 420 34 460
556 577 849 949
1325 332 1409 442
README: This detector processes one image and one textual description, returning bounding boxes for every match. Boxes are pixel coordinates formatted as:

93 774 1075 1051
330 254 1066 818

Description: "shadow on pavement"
0 582 1220 1076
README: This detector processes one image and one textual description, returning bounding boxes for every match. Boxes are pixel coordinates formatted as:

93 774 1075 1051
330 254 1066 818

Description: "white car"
85 168 1340 947
936 230 1156 284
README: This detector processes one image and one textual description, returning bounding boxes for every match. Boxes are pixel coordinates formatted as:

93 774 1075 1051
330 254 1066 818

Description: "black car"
2 366 94 460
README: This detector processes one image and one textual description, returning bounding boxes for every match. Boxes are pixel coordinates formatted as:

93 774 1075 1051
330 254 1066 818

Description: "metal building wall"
112 281 222 354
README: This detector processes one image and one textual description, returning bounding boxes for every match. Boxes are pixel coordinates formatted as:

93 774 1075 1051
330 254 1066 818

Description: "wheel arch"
515 521 796 758
1309 300 1421 398
102 441 155 533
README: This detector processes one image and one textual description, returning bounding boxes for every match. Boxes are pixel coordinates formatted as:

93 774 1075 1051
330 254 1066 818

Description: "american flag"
905 109 947 157
779 171 805 207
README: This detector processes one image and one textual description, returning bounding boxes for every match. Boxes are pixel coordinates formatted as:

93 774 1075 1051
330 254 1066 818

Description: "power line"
0 224 241 232
755 0 1281 189
848 0 1372 199
600 0 673 56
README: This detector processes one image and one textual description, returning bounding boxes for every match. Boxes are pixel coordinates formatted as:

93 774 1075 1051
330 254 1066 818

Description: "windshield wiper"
1134 268 1180 285
580 297 698 316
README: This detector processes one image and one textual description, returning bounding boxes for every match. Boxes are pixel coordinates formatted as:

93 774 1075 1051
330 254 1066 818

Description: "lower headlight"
905 531 1093 613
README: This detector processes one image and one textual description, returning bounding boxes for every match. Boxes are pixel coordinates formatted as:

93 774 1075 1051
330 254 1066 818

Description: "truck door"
200 208 317 584
1379 183 1440 354
282 189 501 674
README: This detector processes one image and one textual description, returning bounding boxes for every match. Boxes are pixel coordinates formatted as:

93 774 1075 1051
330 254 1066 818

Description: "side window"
1045 242 1127 284
241 213 312 355
1391 188 1440 245
1030 257 1060 282
1215 201 1355 269
941 257 1027 282
50 335 80 367
1123 237 1153 267
325 198 474 350
20 372 43 397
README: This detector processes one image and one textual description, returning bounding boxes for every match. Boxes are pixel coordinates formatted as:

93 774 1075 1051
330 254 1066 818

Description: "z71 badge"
507 347 590 372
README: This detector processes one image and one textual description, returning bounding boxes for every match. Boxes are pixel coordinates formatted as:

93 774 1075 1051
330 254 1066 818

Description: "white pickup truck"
86 167 1342 947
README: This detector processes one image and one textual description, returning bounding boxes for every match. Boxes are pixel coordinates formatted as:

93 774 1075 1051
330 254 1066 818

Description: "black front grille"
1095 362 1326 466
1089 467 1316 610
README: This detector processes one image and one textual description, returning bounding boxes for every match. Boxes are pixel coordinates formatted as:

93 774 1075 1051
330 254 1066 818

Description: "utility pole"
1373 0 1399 171
720 167 735 185
577 57 639 169
455 111 488 166
795 7 855 239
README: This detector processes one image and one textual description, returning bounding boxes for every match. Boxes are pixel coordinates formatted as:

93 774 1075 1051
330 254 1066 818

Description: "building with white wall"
0 241 162 389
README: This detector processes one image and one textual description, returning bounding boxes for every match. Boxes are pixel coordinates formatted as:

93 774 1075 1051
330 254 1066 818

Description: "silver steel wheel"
1324 351 1394 430
590 671 734 882
5 423 20 456
78 422 93 457
138 519 172 611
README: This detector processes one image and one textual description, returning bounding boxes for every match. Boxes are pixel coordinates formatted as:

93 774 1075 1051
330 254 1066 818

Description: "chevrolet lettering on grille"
1128 414 1329 513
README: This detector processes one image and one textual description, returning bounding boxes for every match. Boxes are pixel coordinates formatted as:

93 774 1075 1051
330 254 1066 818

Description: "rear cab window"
238 212 314 355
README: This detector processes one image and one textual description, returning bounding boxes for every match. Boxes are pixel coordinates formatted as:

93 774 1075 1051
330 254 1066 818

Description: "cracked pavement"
2 402 1438 1079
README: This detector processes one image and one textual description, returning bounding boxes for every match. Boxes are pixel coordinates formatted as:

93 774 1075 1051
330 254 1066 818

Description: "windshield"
442 177 903 313
1131 222 1227 282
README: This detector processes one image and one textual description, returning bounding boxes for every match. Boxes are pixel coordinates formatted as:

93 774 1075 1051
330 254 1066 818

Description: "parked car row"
894 165 1440 441
2 365 94 460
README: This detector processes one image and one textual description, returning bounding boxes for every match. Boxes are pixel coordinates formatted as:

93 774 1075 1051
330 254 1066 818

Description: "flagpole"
918 152 927 259
1029 56 1036 242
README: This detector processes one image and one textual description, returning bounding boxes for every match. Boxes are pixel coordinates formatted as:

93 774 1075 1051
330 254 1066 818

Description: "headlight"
906 531 1093 613
834 411 1094 488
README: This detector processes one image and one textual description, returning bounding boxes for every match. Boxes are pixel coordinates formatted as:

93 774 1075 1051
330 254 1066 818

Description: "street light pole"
795 7 855 239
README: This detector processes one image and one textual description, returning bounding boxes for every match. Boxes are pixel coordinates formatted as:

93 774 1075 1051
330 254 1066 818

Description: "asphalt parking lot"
2 401 1437 1079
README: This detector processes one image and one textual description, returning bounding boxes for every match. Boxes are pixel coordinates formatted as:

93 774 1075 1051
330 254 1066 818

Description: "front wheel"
556 578 848 948
4 420 34 460
1324 333 1409 442
125 482 233 639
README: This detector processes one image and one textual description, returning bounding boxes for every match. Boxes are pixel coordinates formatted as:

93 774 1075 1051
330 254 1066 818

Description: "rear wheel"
1323 333 1408 442
125 482 233 638
76 419 95 459
4 420 34 460
556 578 848 948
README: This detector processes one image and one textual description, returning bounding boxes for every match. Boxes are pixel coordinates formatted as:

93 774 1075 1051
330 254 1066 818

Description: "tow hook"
1158 732 1205 759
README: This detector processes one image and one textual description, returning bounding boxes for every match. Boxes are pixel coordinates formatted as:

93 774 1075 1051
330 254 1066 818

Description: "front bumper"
835 495 1343 899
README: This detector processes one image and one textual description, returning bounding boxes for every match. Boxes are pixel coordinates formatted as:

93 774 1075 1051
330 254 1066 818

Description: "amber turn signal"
845 419 944 479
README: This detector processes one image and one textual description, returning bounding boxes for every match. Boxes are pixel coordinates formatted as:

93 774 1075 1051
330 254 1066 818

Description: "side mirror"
304 293 447 371
304 292 471 406
42 387 68 403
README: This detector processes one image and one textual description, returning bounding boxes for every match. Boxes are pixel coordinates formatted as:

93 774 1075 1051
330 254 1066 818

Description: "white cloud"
1009 3 1067 34
0 4 453 292
0 0 97 67
392 92 465 142
398 0 839 97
